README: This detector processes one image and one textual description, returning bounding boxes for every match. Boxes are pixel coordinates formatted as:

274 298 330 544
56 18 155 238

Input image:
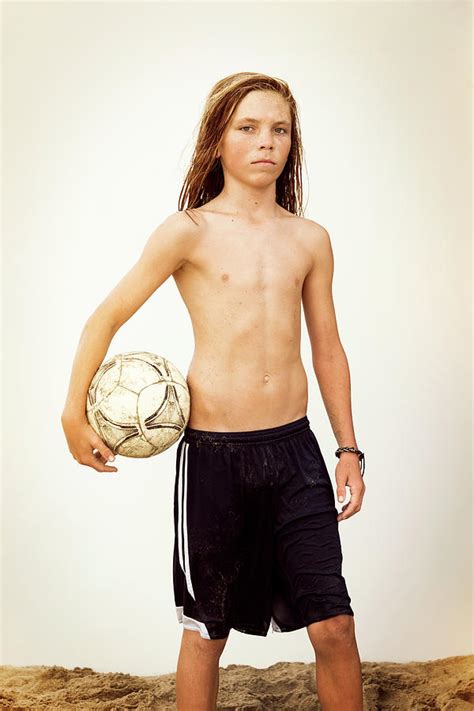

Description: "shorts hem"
303 608 355 628
176 609 354 639
232 625 269 637
272 608 355 633
176 607 270 639
177 619 268 640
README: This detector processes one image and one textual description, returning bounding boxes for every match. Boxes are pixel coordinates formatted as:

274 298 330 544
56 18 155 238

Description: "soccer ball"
86 351 190 458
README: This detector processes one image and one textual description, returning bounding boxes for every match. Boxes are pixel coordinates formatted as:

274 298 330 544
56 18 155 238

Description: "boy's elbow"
312 338 345 365
85 307 121 335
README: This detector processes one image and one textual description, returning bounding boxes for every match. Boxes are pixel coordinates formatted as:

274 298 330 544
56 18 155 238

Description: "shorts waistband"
183 415 310 445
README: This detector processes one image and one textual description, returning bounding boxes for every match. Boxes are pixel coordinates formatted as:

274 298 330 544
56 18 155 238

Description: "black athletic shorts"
173 415 354 640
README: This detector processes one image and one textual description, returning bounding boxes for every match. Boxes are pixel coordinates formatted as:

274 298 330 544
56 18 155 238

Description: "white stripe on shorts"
177 441 196 600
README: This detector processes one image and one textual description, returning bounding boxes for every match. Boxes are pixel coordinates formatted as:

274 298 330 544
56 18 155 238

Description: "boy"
62 74 365 710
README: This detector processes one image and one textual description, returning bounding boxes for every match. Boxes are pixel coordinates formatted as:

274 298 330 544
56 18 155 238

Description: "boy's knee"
307 614 355 653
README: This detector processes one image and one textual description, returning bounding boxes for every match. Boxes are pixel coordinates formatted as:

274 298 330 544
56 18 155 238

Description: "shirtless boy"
62 73 366 710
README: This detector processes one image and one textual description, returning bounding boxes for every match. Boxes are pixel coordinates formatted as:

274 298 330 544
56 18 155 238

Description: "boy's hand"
335 454 365 521
61 415 118 474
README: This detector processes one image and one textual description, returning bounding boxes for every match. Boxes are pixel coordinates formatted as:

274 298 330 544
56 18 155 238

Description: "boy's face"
217 90 292 187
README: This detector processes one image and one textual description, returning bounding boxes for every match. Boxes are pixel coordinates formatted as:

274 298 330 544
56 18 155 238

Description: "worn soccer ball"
86 351 190 458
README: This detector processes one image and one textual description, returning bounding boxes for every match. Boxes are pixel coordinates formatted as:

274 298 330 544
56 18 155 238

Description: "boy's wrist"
335 446 365 476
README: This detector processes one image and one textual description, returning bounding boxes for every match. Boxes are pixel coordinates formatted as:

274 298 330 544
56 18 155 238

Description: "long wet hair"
177 72 306 220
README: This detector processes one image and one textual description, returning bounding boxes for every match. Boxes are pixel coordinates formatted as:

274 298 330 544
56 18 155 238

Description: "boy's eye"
239 126 287 134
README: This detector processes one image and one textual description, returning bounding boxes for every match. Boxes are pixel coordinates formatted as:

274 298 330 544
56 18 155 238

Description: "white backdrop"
2 1 471 676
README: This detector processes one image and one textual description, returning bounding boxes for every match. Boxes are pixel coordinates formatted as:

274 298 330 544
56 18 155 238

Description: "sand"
0 655 472 710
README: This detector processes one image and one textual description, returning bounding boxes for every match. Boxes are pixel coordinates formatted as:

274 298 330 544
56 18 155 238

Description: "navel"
263 373 270 383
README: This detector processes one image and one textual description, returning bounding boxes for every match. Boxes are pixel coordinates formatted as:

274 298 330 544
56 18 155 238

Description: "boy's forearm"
62 315 117 422
312 346 358 449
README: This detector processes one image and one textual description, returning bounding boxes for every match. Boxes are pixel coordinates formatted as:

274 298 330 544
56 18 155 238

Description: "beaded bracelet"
335 447 365 476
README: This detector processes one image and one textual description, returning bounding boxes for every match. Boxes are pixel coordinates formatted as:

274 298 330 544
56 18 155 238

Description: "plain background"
2 1 472 676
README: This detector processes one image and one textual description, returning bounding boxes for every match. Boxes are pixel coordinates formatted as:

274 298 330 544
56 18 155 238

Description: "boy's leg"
176 629 229 711
307 615 363 711
270 422 363 707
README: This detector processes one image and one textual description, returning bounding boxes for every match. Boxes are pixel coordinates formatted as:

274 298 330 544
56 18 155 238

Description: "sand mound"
0 655 472 709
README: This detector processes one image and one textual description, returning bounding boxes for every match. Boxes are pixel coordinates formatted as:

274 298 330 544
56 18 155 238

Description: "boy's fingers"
338 494 361 521
86 452 118 473
94 451 117 472
91 441 116 464
337 486 346 503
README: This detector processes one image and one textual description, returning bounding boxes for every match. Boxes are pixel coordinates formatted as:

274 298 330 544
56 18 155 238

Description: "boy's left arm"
301 221 365 522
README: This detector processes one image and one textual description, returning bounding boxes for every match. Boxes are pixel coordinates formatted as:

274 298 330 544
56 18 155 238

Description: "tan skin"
61 89 365 710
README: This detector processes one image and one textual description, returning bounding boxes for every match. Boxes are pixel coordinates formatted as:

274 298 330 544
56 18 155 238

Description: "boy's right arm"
61 210 197 473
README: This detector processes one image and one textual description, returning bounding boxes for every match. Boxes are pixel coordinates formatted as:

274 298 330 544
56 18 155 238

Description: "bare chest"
173 220 313 310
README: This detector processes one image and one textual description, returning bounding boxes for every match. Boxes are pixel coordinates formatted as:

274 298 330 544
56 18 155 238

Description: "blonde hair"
178 72 306 219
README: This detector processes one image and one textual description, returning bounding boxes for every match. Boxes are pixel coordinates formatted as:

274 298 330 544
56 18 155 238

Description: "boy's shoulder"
161 208 203 230
273 208 330 240
145 210 203 265
289 216 331 254
298 215 330 236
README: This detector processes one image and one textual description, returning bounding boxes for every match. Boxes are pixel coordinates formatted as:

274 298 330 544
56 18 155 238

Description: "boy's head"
178 72 304 216
216 89 292 193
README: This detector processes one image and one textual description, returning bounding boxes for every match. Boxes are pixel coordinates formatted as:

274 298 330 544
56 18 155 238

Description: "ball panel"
91 385 141 425
162 359 188 389
87 358 121 408
90 408 139 453
117 354 165 392
117 435 156 458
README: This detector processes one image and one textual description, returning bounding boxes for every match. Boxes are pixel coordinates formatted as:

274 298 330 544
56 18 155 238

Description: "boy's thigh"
173 438 272 639
272 430 354 625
